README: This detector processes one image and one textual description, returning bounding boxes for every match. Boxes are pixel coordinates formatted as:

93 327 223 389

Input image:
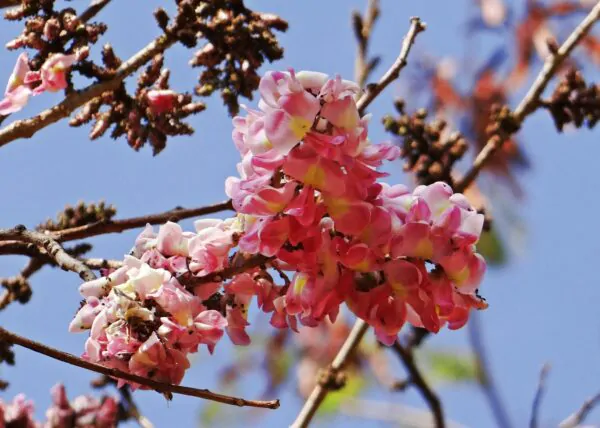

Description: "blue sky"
1 0 600 427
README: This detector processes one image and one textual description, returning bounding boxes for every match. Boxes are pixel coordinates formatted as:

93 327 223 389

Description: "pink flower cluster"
226 70 488 344
70 219 243 388
0 384 117 428
0 52 78 115
70 69 488 388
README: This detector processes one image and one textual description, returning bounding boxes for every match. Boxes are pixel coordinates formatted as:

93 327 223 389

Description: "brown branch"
559 390 600 428
353 0 380 89
455 0 600 193
81 257 123 270
0 0 18 9
0 200 233 257
0 326 280 409
468 314 513 428
79 0 112 24
0 226 96 281
529 363 551 428
356 16 426 115
0 32 177 147
51 200 233 242
291 319 369 428
390 340 445 428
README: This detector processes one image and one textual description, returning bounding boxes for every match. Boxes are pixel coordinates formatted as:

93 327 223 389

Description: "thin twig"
468 313 513 428
0 0 18 9
119 385 154 428
356 17 426 115
0 226 96 281
0 32 177 147
455 0 600 193
391 340 445 428
290 319 369 428
79 0 112 23
559 391 600 428
529 363 551 428
51 200 233 242
0 326 280 409
0 200 233 257
353 0 380 89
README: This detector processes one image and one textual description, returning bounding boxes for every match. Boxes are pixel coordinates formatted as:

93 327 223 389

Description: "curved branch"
559 391 600 428
529 363 551 428
468 314 513 428
391 340 445 428
52 200 233 242
0 326 280 409
356 17 426 115
456 0 600 193
0 226 96 281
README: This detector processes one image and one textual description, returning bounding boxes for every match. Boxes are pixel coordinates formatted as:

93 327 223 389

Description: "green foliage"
422 349 478 385
477 228 507 266
320 373 366 415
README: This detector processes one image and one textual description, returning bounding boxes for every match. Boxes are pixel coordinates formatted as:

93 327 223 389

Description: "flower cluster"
0 52 78 116
70 69 488 388
226 70 488 344
0 384 117 427
70 219 244 388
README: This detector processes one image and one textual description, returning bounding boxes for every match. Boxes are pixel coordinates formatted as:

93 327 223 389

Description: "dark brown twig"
468 314 513 428
0 0 18 9
0 326 280 409
530 363 551 428
391 340 445 428
0 200 232 257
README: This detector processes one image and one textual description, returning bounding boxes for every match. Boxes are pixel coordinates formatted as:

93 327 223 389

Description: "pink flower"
147 89 178 114
0 53 32 115
31 53 77 94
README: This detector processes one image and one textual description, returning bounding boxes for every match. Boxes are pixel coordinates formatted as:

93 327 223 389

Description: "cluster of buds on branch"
540 68 600 131
37 200 117 232
383 100 469 186
70 51 206 154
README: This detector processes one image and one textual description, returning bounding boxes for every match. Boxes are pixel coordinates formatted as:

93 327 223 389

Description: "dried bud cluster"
4 0 106 68
155 0 288 115
37 200 116 232
70 52 206 154
383 100 468 186
542 68 600 131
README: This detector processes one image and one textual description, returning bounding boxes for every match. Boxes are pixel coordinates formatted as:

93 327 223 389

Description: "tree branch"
0 32 177 147
0 226 96 282
529 363 551 428
353 0 380 89
455 0 600 193
0 200 233 258
0 326 280 409
468 314 513 428
390 340 445 428
559 390 600 428
356 17 426 115
0 0 18 9
290 319 369 428
51 200 233 242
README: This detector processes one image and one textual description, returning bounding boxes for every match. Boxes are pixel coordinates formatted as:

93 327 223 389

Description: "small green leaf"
477 228 507 266
423 350 477 384
319 373 366 414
